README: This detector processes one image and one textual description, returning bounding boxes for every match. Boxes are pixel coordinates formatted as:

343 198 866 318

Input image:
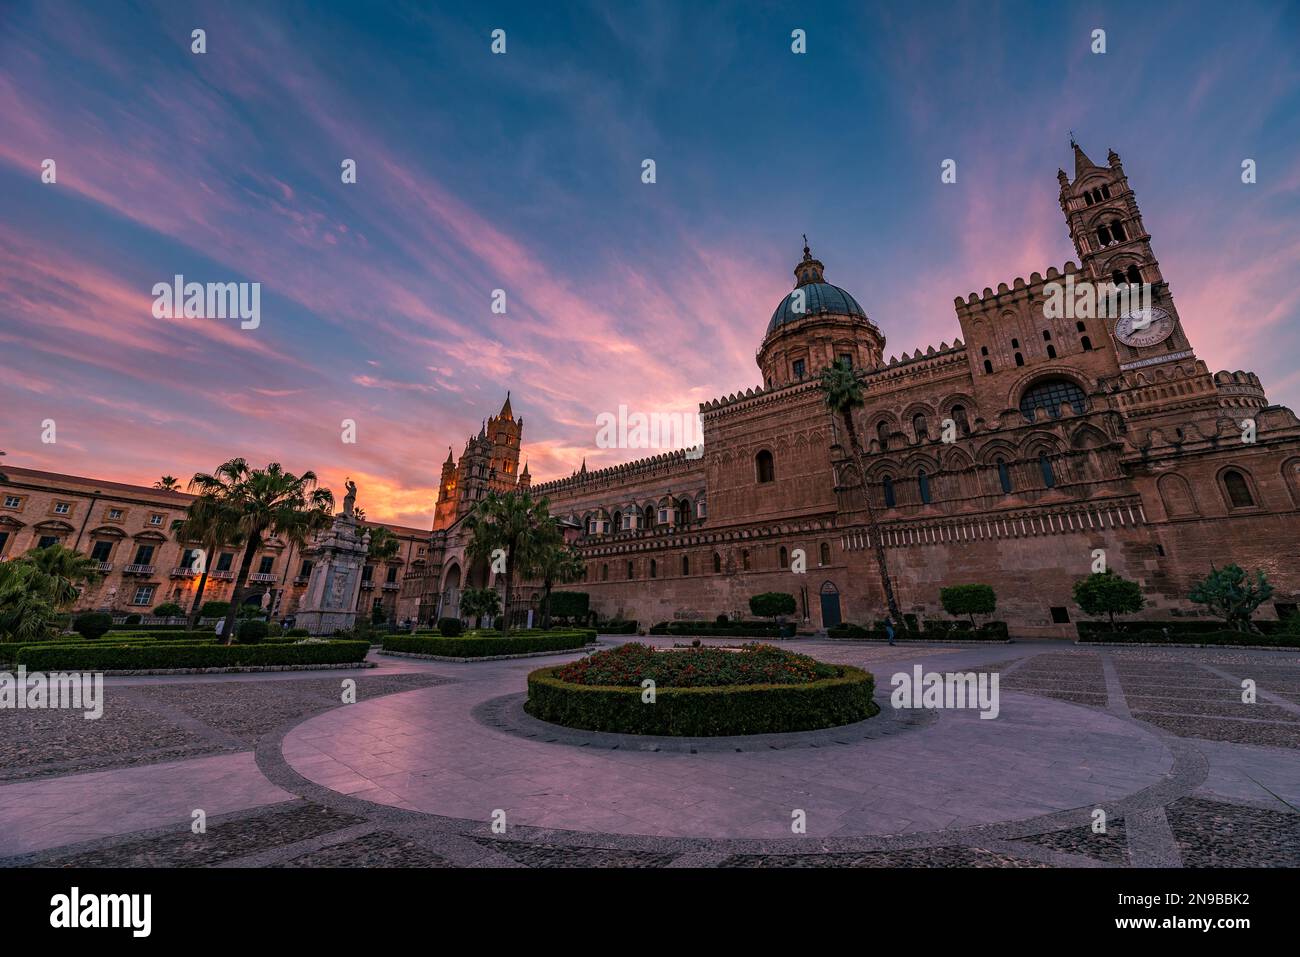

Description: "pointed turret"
498 391 513 421
1072 138 1099 179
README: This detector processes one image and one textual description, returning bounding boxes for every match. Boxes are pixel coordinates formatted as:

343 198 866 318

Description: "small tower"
433 447 458 530
486 392 523 488
518 460 531 489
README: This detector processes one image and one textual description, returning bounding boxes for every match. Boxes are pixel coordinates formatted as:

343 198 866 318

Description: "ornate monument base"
295 507 370 636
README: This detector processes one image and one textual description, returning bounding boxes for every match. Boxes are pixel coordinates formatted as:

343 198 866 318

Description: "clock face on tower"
1115 306 1174 348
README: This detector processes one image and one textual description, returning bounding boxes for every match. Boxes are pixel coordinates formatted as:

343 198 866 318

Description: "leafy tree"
520 519 585 629
199 600 230 618
73 611 113 640
460 587 500 630
549 591 590 623
151 602 184 618
237 619 268 644
1073 571 1144 628
189 459 334 644
1189 564 1274 632
465 490 553 636
749 592 796 623
0 561 57 642
940 584 997 626
154 475 182 490
17 544 102 610
172 488 244 631
364 524 401 562
820 362 901 622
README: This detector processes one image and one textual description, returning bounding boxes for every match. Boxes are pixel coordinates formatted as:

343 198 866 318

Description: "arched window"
1097 224 1111 245
1076 320 1087 332
1014 352 1024 366
612 511 622 533
1126 264 1142 284
1039 453 1056 488
912 414 928 442
1111 269 1125 286
643 505 655 528
1011 338 1020 348
1042 329 1051 341
712 552 721 573
650 559 657 578
1019 379 1087 421
742 549 751 571
876 421 889 450
983 359 993 374
950 405 970 435
1223 469 1255 508
681 555 690 576
1111 221 1127 242
918 469 932 504
1046 344 1057 359
819 542 831 566
779 546 788 568
980 346 988 355
677 498 692 526
627 560 634 579
601 564 609 581
882 475 896 507
1081 336 1093 351
756 450 775 483
996 457 1013 493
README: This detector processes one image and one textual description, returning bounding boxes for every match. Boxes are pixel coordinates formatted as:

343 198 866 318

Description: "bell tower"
1057 140 1194 369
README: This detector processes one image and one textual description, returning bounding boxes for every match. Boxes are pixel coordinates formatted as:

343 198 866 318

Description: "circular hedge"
524 643 877 736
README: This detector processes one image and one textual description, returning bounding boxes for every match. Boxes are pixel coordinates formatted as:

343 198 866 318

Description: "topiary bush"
73 611 113 641
199 601 231 618
383 630 593 658
286 627 310 637
124 613 142 625
16 640 371 671
437 617 463 637
151 602 185 618
237 619 268 644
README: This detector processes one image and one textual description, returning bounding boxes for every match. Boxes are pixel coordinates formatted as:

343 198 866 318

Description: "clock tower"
1057 140 1195 371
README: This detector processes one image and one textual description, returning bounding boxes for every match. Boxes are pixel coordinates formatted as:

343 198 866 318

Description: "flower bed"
382 629 594 658
648 621 795 638
525 642 876 735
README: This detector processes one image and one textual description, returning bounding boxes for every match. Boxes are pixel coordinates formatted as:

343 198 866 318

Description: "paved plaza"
2 638 1298 868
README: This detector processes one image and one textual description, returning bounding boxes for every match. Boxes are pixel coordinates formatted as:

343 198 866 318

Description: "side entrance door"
819 582 842 629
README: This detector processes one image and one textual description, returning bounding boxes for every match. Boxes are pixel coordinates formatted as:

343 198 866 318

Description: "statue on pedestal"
343 478 357 518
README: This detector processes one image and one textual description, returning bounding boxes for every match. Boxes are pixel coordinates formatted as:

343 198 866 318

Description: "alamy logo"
595 404 704 459
890 665 1000 719
0 667 102 719
1042 277 1152 320
49 887 151 937
152 274 261 329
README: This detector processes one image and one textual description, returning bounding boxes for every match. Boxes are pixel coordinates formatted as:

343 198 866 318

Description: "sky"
2 0 1298 527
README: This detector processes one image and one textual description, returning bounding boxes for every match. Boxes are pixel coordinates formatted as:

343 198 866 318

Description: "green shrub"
237 620 268 644
199 601 231 618
16 640 371 671
286 627 310 637
749 592 796 622
266 621 283 638
123 613 142 625
1073 571 1144 626
382 631 592 658
557 642 834 687
73 612 113 641
939 584 997 625
151 602 185 618
437 617 463 637
1189 564 1274 631
525 663 876 736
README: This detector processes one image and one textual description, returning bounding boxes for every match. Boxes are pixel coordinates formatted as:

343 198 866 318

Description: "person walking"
884 617 897 646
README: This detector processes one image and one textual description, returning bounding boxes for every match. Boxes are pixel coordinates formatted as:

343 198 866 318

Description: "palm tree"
819 362 902 623
459 586 501 630
0 560 58 642
465 490 552 637
189 459 334 644
364 524 400 562
18 543 103 610
154 475 182 491
522 521 586 629
172 490 245 631
0 449 8 483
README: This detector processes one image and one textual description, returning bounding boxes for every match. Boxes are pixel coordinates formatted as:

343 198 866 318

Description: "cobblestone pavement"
2 638 1298 868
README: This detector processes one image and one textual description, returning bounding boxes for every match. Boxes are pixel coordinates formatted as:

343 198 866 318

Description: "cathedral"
396 142 1300 637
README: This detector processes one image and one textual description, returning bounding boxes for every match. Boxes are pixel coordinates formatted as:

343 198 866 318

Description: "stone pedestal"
295 515 370 636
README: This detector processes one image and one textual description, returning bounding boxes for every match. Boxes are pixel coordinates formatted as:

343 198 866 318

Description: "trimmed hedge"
1076 619 1287 638
1078 629 1300 647
383 630 593 658
525 664 877 736
599 620 638 634
829 621 1009 641
648 620 792 638
15 640 371 671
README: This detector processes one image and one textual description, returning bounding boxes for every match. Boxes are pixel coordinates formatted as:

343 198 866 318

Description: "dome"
767 281 867 334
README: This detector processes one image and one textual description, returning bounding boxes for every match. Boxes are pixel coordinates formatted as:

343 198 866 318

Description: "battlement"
531 448 698 497
954 262 1083 316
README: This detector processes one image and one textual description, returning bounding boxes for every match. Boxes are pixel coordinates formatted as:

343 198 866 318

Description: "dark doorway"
819 582 841 629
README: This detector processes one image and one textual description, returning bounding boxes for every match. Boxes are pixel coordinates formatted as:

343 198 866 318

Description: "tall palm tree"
18 543 103 610
154 475 181 490
819 362 902 623
172 490 245 631
190 459 334 644
364 524 401 562
522 520 586 629
465 490 552 637
0 560 57 642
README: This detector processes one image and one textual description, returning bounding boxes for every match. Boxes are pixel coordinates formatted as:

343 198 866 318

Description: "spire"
579 457 587 475
478 419 486 440
498 391 513 420
444 446 454 466
521 459 530 477
793 235 825 287
1072 138 1099 179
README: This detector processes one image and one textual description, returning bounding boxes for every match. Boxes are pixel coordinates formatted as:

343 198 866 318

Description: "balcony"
93 561 113 572
123 564 156 575
360 580 375 590
210 570 235 581
248 572 277 583
293 576 310 586
170 567 199 578
382 582 400 592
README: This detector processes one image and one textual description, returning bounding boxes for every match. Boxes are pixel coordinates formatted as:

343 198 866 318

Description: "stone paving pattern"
2 638 1298 868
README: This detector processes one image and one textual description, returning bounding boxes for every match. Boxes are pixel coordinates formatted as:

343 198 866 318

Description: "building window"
756 449 775 483
779 546 788 568
983 359 993 374
950 405 970 435
819 542 831 566
1014 352 1024 366
1080 336 1092 351
996 458 1013 493
299 560 314 577
1019 379 1086 421
386 565 398 583
1127 264 1142 283
650 559 657 578
108 508 124 520
918 469 932 504
912 414 928 442
90 540 113 562
216 552 234 572
627 560 634 579
361 565 373 582
742 550 751 571
133 544 155 565
837 354 853 369
1042 330 1052 341
601 564 608 581
132 585 156 606
1050 606 1071 624
3 496 21 509
644 505 655 528
0 531 8 555
149 514 164 526
1046 344 1057 359
882 475 896 507
53 502 71 514
1039 453 1056 488
1011 338 1019 348
792 359 806 378
876 421 889 450
712 552 721 573
259 556 275 575
37 535 60 549
1223 469 1255 508
681 555 689 576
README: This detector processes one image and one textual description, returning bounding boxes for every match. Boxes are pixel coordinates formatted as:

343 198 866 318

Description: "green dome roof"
767 281 867 334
